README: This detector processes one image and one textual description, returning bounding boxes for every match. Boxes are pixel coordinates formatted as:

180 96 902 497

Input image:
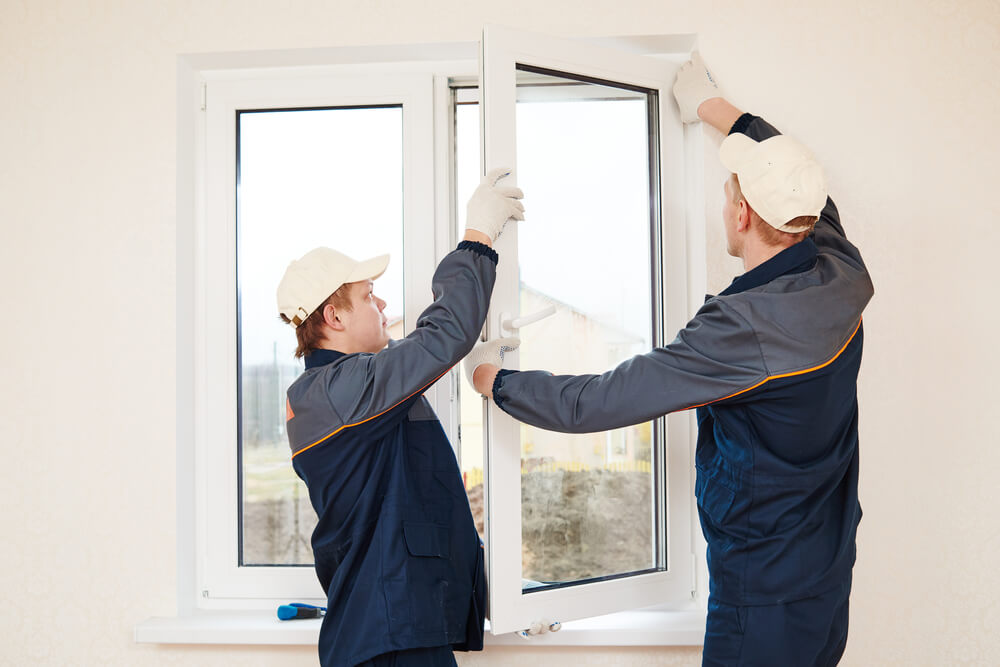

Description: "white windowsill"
135 608 706 647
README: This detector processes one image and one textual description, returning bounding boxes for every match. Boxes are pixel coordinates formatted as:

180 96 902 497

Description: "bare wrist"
473 363 500 397
463 229 492 248
696 97 743 134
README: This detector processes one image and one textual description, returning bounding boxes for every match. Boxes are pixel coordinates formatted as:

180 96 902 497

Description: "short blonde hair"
731 175 817 247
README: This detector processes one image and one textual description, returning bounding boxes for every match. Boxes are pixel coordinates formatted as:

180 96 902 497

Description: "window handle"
500 304 556 333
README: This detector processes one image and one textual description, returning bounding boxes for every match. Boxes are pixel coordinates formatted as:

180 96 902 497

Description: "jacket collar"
719 237 818 297
303 347 346 370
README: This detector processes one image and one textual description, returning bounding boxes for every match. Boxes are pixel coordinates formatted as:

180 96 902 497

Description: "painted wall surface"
2 0 998 665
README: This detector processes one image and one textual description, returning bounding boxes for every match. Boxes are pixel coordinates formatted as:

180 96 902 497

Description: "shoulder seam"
292 366 449 459
288 364 348 459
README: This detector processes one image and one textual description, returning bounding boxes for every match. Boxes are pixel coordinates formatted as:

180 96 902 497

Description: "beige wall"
2 0 998 664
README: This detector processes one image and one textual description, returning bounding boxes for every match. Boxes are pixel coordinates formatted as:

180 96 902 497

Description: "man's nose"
377 297 386 311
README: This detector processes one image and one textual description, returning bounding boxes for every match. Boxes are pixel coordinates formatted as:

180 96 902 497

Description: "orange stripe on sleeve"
291 368 451 459
683 318 863 411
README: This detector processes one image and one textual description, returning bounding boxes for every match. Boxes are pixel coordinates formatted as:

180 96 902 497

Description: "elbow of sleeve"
419 311 486 368
557 387 599 434
454 317 488 363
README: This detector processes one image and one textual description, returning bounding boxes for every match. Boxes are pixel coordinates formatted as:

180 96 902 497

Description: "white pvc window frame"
171 35 706 638
197 70 437 605
479 25 696 635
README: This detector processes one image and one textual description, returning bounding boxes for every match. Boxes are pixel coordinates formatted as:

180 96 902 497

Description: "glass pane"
514 68 658 590
456 71 661 592
237 106 404 565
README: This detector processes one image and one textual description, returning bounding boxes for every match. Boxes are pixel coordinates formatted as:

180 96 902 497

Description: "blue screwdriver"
277 602 327 620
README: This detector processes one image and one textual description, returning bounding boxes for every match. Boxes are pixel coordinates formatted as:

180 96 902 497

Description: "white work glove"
466 167 525 242
463 336 521 394
672 51 721 124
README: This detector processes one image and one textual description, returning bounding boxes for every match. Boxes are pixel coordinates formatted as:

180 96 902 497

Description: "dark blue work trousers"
702 577 852 667
355 645 457 667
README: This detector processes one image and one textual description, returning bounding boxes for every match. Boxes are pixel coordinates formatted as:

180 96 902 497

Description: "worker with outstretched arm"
464 54 873 666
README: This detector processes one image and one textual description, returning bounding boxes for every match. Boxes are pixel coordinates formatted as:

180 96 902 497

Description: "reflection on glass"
455 69 660 592
514 67 657 590
238 106 404 565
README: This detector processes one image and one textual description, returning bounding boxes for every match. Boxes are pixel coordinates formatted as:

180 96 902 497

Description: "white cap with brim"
719 133 828 233
276 248 390 327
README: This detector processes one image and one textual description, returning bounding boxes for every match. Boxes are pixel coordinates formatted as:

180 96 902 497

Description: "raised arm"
330 240 499 425
675 53 850 244
328 169 524 427
696 96 744 136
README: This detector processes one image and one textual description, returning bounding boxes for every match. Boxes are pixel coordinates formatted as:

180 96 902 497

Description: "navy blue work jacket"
286 242 494 667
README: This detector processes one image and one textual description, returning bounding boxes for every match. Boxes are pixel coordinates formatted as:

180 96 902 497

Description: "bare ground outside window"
243 466 652 576
466 469 653 584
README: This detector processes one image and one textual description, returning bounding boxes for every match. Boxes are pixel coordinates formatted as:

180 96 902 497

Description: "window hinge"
200 83 207 111
517 620 562 638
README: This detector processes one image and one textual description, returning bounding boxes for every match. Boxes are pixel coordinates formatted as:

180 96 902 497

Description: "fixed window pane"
237 106 404 566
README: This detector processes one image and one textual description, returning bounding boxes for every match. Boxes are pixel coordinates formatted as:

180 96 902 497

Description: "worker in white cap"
466 53 873 666
278 169 523 667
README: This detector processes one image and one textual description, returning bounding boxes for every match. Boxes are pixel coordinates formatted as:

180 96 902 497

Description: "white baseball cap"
276 248 389 327
719 133 828 233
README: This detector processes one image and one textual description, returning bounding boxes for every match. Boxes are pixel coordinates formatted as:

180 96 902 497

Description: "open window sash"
479 25 695 634
199 72 435 603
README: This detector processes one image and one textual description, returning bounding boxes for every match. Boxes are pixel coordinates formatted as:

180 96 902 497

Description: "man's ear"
322 303 345 331
737 199 753 233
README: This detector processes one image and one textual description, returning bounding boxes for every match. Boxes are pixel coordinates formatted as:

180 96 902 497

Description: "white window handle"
500 304 556 334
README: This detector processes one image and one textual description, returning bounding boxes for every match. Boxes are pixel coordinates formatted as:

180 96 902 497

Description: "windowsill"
135 608 706 647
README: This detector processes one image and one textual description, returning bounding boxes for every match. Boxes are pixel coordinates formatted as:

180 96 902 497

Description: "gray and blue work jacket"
285 241 496 667
492 114 874 607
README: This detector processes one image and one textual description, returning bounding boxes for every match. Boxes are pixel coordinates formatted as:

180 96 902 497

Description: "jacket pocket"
388 522 452 635
695 468 737 526
402 521 450 559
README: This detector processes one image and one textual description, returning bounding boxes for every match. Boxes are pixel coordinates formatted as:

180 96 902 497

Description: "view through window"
237 82 661 579
237 106 404 566
455 68 662 591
